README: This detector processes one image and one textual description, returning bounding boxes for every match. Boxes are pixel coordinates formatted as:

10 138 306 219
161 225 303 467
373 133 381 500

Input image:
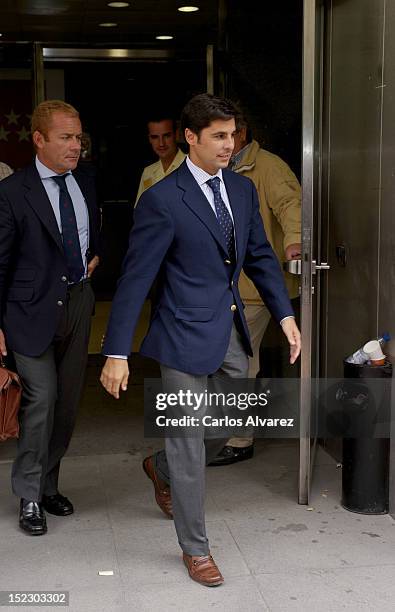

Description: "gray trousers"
227 303 271 447
154 324 249 556
11 280 95 501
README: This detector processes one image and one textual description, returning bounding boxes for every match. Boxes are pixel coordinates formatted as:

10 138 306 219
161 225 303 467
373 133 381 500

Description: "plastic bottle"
346 332 390 364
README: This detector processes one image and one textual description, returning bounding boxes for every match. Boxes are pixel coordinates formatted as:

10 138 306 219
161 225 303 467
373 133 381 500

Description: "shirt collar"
161 148 185 174
229 142 252 170
186 156 223 187
35 156 72 179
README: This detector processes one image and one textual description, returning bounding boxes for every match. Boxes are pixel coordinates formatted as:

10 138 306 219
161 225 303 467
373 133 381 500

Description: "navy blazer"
103 160 294 375
0 162 101 356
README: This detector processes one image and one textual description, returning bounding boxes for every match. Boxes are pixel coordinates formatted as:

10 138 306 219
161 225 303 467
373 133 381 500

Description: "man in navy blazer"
0 100 100 535
101 94 301 586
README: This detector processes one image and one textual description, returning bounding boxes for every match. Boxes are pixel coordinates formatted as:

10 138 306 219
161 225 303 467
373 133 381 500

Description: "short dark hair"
180 93 241 138
146 115 176 132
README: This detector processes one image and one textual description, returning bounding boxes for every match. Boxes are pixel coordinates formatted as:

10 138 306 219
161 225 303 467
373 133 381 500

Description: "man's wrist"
280 316 295 327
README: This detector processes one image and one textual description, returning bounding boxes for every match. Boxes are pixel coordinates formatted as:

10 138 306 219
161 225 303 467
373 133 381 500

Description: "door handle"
312 260 330 272
283 259 330 275
283 259 302 275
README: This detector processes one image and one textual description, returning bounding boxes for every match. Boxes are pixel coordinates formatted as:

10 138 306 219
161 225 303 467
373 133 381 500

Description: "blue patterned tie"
206 176 235 262
52 175 85 283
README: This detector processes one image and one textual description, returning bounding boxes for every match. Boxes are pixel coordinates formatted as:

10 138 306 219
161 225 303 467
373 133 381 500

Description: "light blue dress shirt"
35 156 89 279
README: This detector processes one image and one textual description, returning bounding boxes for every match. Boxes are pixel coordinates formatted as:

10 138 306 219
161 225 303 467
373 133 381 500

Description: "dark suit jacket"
103 160 294 375
0 162 101 356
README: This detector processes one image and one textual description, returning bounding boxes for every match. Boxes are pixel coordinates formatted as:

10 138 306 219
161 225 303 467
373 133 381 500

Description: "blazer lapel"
176 161 228 256
23 164 63 252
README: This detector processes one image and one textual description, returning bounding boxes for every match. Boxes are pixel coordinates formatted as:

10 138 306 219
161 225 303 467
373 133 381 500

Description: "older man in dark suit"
100 93 301 586
0 100 100 535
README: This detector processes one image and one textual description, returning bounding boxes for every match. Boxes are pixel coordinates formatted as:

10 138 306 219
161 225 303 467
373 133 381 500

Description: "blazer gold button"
225 259 231 264
231 280 234 286
57 300 63 306
61 276 67 282
230 304 237 312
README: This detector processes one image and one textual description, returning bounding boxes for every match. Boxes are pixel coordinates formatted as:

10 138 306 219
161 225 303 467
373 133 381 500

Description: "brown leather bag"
0 357 22 441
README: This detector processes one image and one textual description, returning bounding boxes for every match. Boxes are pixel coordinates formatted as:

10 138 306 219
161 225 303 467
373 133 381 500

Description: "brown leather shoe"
183 553 224 587
142 455 173 519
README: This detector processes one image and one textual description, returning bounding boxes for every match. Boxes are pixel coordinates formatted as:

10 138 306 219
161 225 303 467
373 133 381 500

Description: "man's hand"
0 329 7 357
100 357 129 399
87 255 100 277
281 318 301 364
285 243 301 260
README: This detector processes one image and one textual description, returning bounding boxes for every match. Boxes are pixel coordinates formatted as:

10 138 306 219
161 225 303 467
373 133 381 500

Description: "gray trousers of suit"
154 324 249 556
11 280 95 501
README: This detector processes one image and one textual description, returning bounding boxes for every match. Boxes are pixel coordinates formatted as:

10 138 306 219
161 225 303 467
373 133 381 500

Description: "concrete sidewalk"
1 440 394 612
1 356 394 611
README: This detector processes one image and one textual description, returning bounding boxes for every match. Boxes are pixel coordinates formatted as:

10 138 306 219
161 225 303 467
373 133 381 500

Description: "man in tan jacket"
209 120 301 466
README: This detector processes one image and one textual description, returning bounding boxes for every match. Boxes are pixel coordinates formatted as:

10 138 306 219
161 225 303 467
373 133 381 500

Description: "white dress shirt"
185 156 235 223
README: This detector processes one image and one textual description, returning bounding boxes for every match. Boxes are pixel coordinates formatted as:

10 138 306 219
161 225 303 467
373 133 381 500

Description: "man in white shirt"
135 115 185 205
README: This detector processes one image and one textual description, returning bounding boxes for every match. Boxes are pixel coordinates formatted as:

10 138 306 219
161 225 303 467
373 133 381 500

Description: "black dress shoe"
42 493 74 516
19 500 47 535
208 444 254 466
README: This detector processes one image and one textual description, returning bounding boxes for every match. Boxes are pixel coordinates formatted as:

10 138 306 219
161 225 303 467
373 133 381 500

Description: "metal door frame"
299 0 326 504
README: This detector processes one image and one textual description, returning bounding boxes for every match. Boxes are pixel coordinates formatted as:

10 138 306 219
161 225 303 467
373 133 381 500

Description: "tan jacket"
135 148 186 206
234 140 301 303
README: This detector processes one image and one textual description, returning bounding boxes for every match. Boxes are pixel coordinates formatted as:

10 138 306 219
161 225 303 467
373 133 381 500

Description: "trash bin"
341 359 392 514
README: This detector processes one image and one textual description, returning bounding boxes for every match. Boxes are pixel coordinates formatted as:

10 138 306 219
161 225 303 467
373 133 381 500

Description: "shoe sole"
42 508 73 516
19 524 47 535
142 459 173 519
183 559 224 587
208 452 254 467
